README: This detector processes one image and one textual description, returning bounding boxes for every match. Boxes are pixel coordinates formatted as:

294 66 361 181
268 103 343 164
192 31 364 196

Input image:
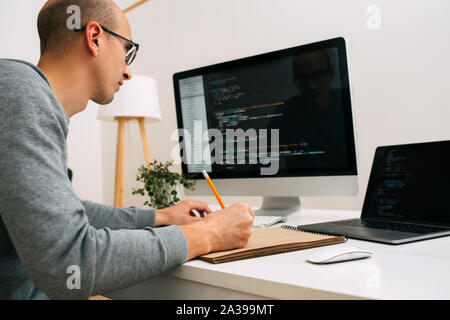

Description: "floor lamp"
97 75 161 207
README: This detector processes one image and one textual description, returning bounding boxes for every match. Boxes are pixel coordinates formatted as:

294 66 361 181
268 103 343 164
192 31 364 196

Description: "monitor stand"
254 196 301 216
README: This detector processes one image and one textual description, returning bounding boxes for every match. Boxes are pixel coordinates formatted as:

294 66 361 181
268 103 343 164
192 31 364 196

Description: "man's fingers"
187 200 212 214
234 202 255 217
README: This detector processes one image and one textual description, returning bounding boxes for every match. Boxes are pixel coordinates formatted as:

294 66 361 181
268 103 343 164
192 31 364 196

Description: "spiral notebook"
199 225 347 264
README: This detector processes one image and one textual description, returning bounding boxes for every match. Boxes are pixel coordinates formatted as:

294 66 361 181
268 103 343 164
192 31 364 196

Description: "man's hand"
154 200 212 226
179 202 255 260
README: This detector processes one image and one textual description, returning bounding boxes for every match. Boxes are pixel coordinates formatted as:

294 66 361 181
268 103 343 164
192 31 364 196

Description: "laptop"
298 140 450 244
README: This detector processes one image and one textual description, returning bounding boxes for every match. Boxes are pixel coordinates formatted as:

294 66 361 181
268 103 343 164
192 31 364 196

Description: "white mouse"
307 244 373 264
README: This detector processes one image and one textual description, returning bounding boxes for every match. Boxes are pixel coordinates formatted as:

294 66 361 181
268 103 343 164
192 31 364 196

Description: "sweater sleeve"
81 200 156 230
0 61 188 299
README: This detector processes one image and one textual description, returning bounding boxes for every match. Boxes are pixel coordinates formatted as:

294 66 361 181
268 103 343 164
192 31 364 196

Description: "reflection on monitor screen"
173 37 358 215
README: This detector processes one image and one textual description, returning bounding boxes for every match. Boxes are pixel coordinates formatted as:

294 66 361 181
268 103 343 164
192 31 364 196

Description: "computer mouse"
306 244 373 264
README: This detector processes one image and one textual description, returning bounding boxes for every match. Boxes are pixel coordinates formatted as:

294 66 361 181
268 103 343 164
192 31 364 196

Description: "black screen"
362 140 450 226
173 37 357 179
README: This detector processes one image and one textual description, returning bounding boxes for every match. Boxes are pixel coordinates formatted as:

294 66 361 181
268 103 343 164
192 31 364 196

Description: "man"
278 49 348 169
0 0 254 300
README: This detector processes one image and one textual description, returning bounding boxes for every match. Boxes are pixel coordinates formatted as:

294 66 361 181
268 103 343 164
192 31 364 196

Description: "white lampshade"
97 74 162 122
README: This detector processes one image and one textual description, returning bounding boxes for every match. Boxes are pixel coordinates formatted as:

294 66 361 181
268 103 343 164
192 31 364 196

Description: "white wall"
2 0 450 211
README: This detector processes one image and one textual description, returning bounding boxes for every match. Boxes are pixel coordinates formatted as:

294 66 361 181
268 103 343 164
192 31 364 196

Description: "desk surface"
109 208 450 300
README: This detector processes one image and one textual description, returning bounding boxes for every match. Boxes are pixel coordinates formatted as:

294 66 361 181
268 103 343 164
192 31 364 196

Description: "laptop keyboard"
338 219 448 235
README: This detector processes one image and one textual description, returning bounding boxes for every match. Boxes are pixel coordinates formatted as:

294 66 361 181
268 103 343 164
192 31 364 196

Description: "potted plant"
132 160 195 209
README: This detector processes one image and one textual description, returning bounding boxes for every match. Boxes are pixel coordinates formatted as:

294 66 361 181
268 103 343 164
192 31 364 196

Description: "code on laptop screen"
363 140 450 226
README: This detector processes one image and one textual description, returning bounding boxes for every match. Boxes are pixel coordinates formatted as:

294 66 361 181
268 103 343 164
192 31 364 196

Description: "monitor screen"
362 140 450 226
173 37 357 179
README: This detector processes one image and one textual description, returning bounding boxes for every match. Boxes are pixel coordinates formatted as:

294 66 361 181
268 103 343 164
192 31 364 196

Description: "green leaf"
132 159 196 208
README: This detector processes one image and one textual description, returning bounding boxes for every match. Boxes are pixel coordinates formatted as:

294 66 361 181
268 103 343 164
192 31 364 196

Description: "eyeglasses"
74 24 140 65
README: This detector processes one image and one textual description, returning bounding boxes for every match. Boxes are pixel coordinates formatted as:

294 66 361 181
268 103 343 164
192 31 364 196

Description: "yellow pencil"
202 170 226 209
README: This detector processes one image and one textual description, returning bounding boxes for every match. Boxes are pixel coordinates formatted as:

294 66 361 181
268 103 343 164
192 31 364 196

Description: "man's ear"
84 22 103 57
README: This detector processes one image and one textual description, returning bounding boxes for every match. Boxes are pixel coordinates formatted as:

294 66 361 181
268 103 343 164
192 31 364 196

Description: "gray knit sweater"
0 59 188 300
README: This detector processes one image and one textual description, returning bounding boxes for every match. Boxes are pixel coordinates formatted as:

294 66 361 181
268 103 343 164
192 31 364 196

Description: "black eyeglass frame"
74 24 140 65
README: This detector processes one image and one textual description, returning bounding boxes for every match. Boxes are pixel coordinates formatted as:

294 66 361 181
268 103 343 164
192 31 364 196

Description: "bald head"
37 0 123 56
292 50 331 76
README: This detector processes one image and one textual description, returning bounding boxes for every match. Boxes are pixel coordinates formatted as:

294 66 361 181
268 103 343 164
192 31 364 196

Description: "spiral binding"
281 224 348 241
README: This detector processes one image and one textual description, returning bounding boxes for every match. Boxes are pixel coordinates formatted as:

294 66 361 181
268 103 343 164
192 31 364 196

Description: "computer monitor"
173 37 358 216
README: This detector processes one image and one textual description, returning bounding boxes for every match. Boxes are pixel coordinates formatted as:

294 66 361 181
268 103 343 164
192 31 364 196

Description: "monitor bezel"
173 37 358 180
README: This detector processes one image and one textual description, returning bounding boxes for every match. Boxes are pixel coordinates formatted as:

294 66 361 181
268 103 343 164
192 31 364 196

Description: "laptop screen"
362 140 450 227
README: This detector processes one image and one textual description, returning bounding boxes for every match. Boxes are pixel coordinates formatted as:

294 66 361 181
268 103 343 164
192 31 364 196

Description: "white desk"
108 208 450 300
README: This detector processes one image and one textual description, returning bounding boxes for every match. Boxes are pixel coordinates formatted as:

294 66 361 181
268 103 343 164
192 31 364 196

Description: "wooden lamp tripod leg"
114 117 151 207
138 118 151 166
114 117 126 207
